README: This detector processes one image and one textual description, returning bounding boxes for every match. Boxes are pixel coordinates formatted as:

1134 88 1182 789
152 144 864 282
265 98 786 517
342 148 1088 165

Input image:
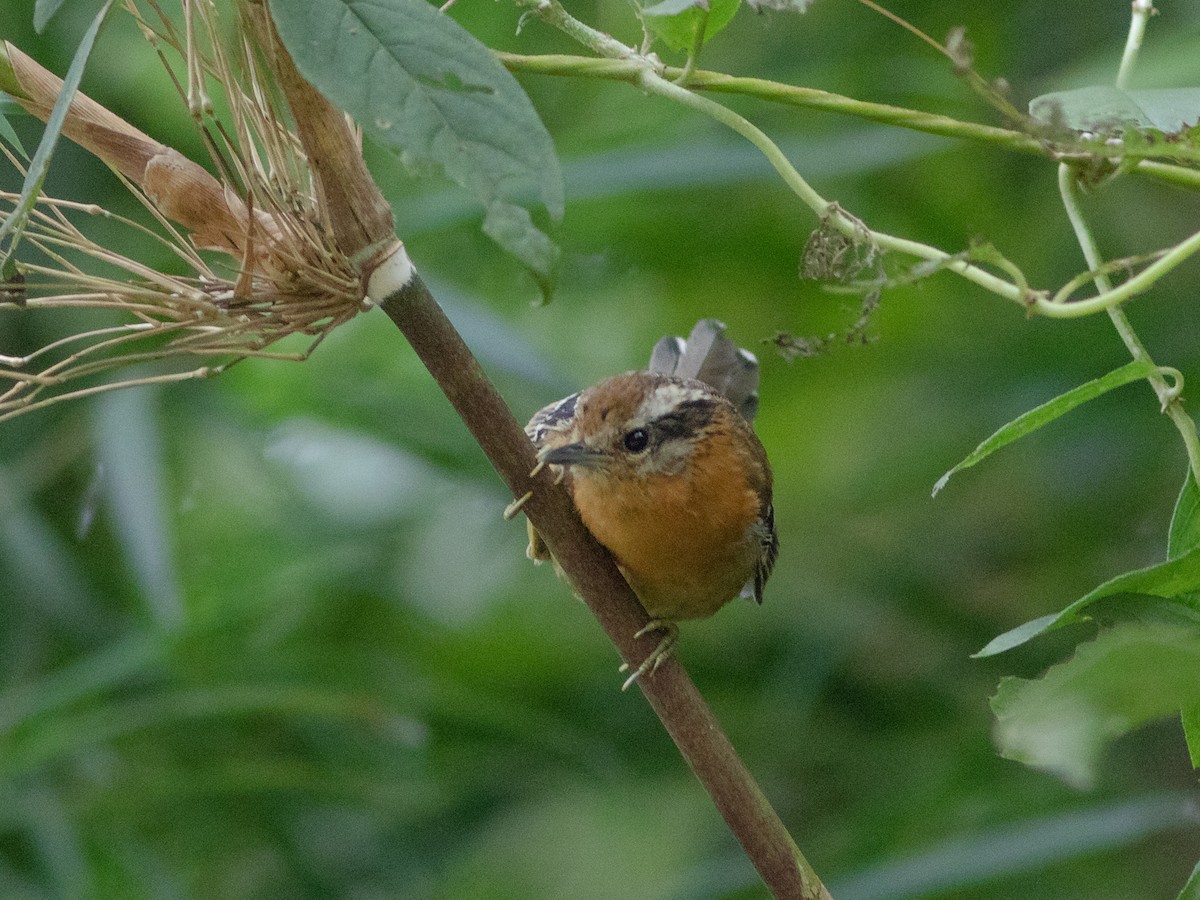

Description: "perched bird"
524 319 778 688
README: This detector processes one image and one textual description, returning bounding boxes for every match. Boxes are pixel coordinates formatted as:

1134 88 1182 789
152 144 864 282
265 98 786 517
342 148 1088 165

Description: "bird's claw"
620 620 679 691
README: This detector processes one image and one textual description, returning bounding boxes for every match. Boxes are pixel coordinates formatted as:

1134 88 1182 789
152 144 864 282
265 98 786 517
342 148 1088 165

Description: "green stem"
637 68 1026 304
1057 164 1200 483
1037 227 1200 316
498 52 1041 152
508 0 1200 327
512 2 1030 306
1050 1 1200 484
1116 0 1155 91
497 52 1200 190
515 0 641 60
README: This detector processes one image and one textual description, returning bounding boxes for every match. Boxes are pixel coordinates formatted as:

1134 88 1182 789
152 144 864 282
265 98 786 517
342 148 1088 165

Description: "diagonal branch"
374 268 831 899
253 7 834 897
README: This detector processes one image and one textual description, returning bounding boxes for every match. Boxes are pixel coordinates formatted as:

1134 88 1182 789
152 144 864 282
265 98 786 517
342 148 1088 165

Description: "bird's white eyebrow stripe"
637 382 713 423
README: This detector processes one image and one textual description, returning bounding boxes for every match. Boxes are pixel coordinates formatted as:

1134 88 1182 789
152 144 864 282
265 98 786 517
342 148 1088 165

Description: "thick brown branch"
255 14 831 897
378 275 830 900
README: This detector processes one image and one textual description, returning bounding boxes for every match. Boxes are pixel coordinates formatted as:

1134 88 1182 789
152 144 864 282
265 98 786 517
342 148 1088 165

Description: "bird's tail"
648 319 760 423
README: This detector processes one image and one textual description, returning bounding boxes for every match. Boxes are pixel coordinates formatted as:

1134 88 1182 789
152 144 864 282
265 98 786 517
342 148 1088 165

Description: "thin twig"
1057 164 1200 483
496 52 1200 189
1116 0 1155 91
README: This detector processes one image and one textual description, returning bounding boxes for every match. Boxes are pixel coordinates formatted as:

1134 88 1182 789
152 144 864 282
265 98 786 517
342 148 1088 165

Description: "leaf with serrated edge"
991 622 1200 787
933 359 1158 497
269 0 563 297
1030 86 1200 135
976 541 1200 656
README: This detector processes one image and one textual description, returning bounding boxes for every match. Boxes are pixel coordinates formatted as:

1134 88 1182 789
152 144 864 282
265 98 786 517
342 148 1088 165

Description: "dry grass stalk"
0 0 366 422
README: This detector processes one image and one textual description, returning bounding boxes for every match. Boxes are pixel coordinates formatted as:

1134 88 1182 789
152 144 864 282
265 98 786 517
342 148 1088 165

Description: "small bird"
524 319 778 688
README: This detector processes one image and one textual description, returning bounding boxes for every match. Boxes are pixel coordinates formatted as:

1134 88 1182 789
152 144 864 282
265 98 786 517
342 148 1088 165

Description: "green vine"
506 0 1200 482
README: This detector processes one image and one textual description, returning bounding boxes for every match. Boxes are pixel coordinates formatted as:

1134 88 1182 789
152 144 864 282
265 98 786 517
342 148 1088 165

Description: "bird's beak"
538 442 606 468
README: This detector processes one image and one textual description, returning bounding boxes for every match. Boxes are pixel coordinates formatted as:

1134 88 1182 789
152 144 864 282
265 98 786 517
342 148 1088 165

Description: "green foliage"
974 536 1200 656
977 462 1200 770
1180 860 1200 900
1185 706 1200 769
0 105 26 157
641 0 741 53
269 0 563 299
1169 469 1200 561
992 622 1200 787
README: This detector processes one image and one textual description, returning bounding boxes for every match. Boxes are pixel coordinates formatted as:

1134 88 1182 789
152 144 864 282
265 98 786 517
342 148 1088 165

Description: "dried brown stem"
2 41 255 255
243 1 393 262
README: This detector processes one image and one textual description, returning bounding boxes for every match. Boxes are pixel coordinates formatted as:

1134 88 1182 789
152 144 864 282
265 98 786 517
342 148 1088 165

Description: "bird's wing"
525 391 580 448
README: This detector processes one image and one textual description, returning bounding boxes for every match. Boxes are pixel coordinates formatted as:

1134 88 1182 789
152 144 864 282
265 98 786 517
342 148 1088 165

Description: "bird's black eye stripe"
652 398 718 442
623 428 649 453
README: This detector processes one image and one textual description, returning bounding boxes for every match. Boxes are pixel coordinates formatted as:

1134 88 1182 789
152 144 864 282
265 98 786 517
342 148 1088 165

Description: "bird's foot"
619 620 679 691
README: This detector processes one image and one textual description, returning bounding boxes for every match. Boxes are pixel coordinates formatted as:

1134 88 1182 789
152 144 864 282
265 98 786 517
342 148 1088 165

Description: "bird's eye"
623 428 649 453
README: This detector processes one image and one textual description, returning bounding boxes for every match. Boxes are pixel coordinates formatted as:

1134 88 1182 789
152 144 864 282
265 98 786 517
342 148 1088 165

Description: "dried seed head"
1 0 367 422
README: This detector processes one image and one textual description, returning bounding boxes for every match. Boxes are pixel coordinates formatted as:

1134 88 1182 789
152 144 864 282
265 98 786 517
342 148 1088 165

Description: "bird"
522 319 778 689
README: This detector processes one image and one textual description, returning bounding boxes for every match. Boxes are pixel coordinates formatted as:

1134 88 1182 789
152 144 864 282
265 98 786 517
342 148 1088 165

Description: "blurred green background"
3 0 1200 897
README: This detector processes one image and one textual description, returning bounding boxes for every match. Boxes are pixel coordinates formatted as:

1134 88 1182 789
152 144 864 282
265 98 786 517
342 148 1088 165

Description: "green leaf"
269 0 563 299
1030 86 1200 136
1170 468 1200 560
642 0 741 52
0 108 26 159
1180 860 1200 900
979 465 1200 657
0 0 113 268
991 622 1200 787
1183 706 1200 770
933 359 1159 497
976 541 1200 656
